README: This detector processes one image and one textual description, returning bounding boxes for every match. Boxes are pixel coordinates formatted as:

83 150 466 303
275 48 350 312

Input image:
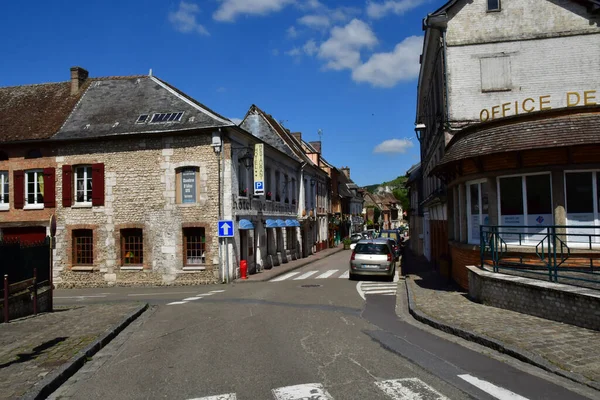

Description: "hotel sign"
479 90 597 122
253 143 264 195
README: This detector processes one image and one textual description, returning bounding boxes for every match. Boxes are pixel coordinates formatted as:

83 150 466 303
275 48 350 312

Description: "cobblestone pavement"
0 303 145 399
402 252 600 386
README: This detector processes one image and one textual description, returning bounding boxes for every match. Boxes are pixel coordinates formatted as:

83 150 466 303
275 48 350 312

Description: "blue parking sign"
254 181 264 195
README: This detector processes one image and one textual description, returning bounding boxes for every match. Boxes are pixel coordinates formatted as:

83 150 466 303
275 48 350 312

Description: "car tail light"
351 251 356 261
387 254 392 262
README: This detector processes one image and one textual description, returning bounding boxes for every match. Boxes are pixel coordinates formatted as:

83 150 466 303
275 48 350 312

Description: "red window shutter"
14 170 24 209
62 165 73 207
43 168 56 208
91 163 105 206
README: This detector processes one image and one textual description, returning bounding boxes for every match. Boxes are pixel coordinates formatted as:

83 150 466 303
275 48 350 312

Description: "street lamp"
414 123 426 142
235 146 254 170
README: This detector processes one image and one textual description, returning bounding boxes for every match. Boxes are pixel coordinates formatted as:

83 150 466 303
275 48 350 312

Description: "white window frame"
25 169 44 210
74 165 93 206
563 170 600 246
497 172 553 244
466 179 488 244
0 171 8 210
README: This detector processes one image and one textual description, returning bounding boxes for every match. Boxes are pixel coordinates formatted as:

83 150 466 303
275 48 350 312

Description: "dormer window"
488 0 501 11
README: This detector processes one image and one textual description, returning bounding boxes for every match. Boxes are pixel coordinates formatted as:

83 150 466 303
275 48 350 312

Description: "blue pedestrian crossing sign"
254 181 264 195
218 220 234 237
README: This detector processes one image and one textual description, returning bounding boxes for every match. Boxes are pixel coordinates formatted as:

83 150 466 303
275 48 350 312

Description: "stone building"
0 67 247 286
415 0 600 287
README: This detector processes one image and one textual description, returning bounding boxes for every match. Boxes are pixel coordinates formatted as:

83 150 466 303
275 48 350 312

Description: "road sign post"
218 221 234 283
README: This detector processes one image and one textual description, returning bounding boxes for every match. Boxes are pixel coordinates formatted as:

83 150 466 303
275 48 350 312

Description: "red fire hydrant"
240 260 248 280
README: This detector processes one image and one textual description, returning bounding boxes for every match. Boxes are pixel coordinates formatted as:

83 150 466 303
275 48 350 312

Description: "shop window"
73 229 93 265
498 174 553 243
177 167 199 204
267 229 274 255
184 227 206 265
286 227 296 249
467 181 489 244
277 228 283 252
121 229 143 265
74 166 93 204
0 171 8 210
565 172 599 243
487 0 501 11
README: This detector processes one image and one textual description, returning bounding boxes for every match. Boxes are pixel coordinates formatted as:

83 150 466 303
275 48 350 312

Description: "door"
2 226 47 244
423 212 431 261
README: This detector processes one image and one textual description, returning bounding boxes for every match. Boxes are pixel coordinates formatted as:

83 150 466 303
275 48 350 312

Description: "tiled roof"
55 76 232 140
0 81 89 143
438 107 600 168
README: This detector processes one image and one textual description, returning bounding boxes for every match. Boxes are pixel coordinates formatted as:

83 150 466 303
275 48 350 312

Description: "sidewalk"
0 302 148 399
400 249 600 391
235 244 346 282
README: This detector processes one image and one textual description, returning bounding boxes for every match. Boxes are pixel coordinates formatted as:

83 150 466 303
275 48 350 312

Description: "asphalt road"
51 251 598 399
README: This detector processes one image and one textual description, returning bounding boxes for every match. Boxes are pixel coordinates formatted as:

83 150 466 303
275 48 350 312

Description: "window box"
266 192 272 201
239 188 249 197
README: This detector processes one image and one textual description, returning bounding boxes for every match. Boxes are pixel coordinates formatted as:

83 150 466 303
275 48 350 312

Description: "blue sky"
1 0 446 186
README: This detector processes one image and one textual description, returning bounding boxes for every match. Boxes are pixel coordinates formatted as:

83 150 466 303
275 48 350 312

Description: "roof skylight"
150 112 184 123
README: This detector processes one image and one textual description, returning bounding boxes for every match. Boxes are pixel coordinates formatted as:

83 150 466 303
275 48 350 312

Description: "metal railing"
480 225 600 285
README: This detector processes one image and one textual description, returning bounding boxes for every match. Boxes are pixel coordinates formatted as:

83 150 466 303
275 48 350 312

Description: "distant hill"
364 175 408 194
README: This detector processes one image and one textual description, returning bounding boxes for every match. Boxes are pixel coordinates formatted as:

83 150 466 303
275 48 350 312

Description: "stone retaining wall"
468 266 600 331
0 286 51 322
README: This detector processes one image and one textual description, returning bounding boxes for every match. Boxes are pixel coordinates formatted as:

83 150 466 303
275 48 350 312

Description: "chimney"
70 66 89 95
341 167 350 179
309 140 321 154
292 132 302 142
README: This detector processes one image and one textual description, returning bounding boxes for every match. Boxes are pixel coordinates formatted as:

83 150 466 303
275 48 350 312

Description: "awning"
265 219 279 229
276 219 286 228
239 219 254 230
285 219 300 227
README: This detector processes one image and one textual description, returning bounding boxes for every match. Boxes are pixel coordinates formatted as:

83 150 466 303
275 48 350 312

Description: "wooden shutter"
13 170 24 209
43 168 56 208
62 165 72 207
91 163 105 206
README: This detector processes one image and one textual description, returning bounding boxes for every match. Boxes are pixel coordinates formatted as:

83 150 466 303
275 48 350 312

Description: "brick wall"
450 243 480 289
468 266 600 331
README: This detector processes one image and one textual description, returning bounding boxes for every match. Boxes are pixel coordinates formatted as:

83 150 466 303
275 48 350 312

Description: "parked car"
349 233 365 250
377 229 403 259
349 238 397 281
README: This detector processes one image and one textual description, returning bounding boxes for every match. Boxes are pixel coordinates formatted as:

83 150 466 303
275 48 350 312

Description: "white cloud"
318 19 378 70
352 35 423 87
373 139 414 154
298 14 330 29
285 47 302 56
303 39 318 56
216 87 227 93
168 2 209 36
272 48 280 56
214 0 294 22
366 0 427 19
230 118 243 125
287 26 298 38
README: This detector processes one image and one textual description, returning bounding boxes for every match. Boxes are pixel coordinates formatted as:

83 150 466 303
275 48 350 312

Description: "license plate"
362 264 379 269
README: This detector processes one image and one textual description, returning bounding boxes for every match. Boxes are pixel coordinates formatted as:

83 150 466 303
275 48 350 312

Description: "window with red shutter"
43 168 56 208
13 170 24 209
91 163 105 206
62 165 73 207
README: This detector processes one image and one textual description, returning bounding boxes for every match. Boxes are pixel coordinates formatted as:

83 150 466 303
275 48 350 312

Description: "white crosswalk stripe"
270 272 301 281
293 271 319 280
316 269 339 279
188 377 458 399
339 270 350 279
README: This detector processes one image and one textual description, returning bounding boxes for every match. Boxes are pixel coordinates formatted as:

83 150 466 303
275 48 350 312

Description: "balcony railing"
480 225 600 288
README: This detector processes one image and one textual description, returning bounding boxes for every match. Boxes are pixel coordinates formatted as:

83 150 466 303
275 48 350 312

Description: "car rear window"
355 243 390 254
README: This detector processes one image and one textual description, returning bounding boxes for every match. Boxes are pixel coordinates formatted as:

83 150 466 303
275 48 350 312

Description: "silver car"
349 238 396 281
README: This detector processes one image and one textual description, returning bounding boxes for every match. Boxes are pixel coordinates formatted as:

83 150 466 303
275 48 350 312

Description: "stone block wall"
450 243 480 289
468 266 600 331
0 285 51 323
53 133 220 287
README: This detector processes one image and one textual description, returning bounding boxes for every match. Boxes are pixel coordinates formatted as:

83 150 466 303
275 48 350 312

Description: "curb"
22 303 150 400
403 278 600 392
234 247 347 283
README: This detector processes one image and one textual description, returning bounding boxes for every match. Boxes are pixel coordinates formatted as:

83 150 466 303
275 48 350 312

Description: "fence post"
48 236 53 312
3 275 8 323
33 268 38 315
551 226 558 282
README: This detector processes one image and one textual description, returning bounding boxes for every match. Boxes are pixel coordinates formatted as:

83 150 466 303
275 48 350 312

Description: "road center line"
127 291 197 297
54 295 107 299
166 301 188 305
458 374 529 400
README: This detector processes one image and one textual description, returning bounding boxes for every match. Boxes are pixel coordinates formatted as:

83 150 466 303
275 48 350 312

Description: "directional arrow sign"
218 220 234 237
